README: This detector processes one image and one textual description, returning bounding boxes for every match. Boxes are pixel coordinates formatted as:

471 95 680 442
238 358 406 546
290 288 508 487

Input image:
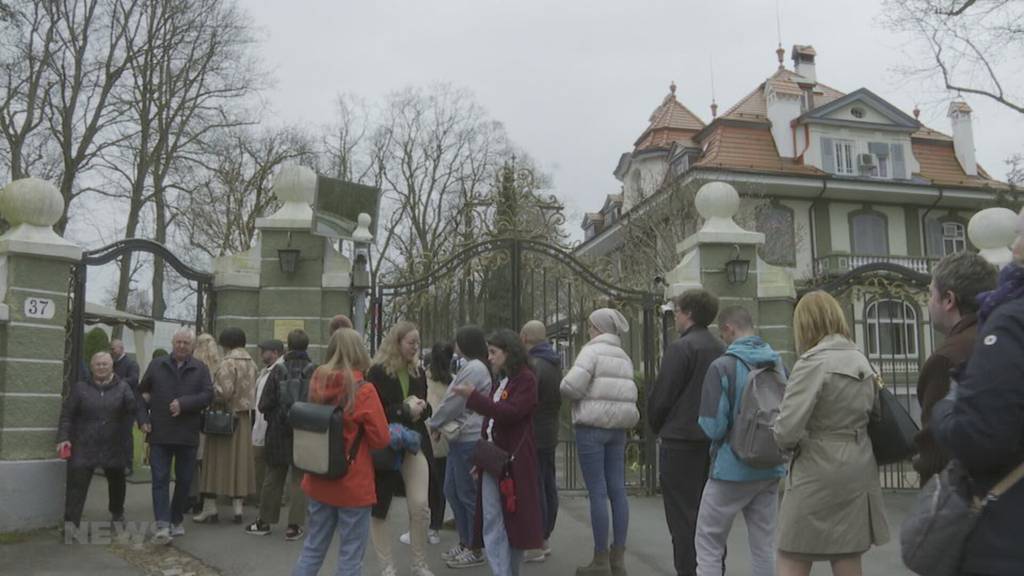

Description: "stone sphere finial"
272 164 317 206
0 178 65 228
695 181 740 221
353 212 374 243
968 207 1017 267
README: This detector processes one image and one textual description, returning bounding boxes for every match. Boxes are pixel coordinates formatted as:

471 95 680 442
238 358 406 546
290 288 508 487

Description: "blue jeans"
149 443 198 528
482 472 523 576
444 440 478 546
575 425 629 552
292 499 371 576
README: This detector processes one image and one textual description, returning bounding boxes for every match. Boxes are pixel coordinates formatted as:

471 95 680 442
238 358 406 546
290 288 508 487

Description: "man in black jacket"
932 215 1024 576
647 289 724 576
521 320 563 563
247 329 314 541
110 339 141 476
138 328 213 545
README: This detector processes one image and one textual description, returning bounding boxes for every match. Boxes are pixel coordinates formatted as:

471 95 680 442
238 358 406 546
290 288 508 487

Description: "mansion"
576 45 1014 421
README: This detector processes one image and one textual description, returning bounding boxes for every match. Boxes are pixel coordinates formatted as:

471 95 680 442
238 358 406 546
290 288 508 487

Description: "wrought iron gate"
371 237 661 492
813 261 933 489
64 239 215 390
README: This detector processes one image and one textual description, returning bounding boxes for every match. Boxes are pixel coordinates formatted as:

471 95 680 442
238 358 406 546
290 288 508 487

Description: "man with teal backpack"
696 306 787 576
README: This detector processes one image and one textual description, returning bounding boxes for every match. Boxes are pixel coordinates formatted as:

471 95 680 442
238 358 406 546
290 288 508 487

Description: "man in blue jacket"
138 328 214 545
932 209 1024 576
695 306 785 576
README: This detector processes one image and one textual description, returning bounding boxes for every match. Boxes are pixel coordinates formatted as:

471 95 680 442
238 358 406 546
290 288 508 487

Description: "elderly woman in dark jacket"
57 351 138 527
453 329 542 576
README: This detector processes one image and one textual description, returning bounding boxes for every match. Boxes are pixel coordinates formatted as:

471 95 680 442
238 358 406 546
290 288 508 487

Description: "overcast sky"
242 0 1022 229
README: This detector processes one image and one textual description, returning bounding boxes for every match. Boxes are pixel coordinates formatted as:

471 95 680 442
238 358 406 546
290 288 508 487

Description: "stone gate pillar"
0 178 82 531
212 165 356 361
662 181 797 365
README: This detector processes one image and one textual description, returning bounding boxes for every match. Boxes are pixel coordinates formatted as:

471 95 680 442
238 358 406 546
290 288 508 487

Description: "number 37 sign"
24 297 56 320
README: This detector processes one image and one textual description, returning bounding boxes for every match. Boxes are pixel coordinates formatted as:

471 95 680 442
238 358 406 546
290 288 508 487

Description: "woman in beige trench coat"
773 291 889 576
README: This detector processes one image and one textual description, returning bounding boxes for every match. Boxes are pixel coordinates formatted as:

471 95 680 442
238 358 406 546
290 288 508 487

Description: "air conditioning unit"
858 153 876 167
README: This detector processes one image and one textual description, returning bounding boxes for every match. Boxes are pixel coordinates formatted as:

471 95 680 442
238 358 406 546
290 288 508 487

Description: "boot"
609 546 628 576
192 497 219 523
232 498 244 523
576 550 612 576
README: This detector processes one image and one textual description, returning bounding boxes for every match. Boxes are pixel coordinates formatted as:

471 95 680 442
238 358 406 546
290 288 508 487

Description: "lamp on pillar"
724 245 750 284
351 213 374 336
278 248 300 274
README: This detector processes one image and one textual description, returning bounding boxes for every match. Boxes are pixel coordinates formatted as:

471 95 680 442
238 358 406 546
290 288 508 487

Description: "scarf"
977 263 1024 325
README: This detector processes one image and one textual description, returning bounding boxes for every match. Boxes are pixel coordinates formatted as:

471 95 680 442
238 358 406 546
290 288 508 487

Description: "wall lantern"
724 245 750 285
278 248 300 274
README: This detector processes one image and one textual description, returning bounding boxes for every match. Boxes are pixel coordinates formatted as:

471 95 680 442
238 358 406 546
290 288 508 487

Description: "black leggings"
428 456 447 531
64 466 126 526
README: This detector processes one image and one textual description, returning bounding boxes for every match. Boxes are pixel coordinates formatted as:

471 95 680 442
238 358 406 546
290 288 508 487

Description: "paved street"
0 476 917 575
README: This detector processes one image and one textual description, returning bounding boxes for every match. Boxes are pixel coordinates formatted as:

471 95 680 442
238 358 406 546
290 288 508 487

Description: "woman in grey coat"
57 351 138 527
773 291 889 576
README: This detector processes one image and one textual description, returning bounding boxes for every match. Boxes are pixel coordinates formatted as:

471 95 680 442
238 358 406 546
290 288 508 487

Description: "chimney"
948 100 977 176
791 45 817 84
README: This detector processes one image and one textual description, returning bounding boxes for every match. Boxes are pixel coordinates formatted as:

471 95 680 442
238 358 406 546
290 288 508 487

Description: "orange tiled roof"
693 123 824 176
912 139 1009 190
721 68 845 122
634 83 705 151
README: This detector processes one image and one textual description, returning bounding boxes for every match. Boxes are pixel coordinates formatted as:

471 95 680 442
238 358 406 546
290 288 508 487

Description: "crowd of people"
54 211 1024 576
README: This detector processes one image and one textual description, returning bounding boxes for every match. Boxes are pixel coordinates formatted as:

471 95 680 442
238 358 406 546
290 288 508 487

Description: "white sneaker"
399 531 411 545
151 528 171 545
446 548 486 569
380 565 398 576
524 548 547 563
442 543 464 561
171 524 185 537
428 529 441 545
411 563 435 576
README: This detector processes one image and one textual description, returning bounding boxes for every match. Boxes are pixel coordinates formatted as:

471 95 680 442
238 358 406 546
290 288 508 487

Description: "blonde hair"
314 328 370 413
371 321 421 377
794 291 852 354
193 332 222 373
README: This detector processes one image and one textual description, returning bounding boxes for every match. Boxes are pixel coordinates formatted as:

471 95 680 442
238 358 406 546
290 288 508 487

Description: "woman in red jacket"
292 328 390 576
452 329 542 576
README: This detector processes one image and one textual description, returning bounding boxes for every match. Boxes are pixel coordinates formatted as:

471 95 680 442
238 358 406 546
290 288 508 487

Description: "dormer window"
834 139 855 175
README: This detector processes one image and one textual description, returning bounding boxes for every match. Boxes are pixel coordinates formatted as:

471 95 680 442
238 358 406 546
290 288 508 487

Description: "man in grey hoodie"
521 320 563 563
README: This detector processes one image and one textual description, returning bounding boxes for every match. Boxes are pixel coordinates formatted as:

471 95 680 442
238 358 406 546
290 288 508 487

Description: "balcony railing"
814 254 938 277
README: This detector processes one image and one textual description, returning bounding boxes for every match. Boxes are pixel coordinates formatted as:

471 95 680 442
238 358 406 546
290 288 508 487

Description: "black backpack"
277 362 316 411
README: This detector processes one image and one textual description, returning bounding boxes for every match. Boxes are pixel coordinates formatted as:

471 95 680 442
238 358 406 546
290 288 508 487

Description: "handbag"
439 419 464 442
900 459 1024 576
203 406 237 436
472 431 529 479
867 372 919 466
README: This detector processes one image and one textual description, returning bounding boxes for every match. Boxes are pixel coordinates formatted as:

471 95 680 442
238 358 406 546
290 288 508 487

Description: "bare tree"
46 0 142 233
177 125 315 260
882 0 1024 114
0 0 59 181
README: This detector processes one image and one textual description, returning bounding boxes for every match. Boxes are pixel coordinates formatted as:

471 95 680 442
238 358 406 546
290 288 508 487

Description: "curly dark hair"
455 325 489 364
486 329 529 377
217 327 246 350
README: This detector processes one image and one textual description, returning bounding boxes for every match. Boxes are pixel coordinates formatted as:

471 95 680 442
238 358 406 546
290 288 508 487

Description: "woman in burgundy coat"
453 329 542 576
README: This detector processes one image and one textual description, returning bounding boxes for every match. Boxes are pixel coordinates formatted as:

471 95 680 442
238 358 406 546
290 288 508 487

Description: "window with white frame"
834 140 855 175
942 222 966 255
865 299 919 359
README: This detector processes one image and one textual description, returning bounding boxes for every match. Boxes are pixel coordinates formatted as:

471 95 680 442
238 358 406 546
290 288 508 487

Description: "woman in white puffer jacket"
561 308 640 576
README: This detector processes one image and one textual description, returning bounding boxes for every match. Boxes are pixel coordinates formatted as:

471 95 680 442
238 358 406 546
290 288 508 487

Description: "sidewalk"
1 478 917 575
